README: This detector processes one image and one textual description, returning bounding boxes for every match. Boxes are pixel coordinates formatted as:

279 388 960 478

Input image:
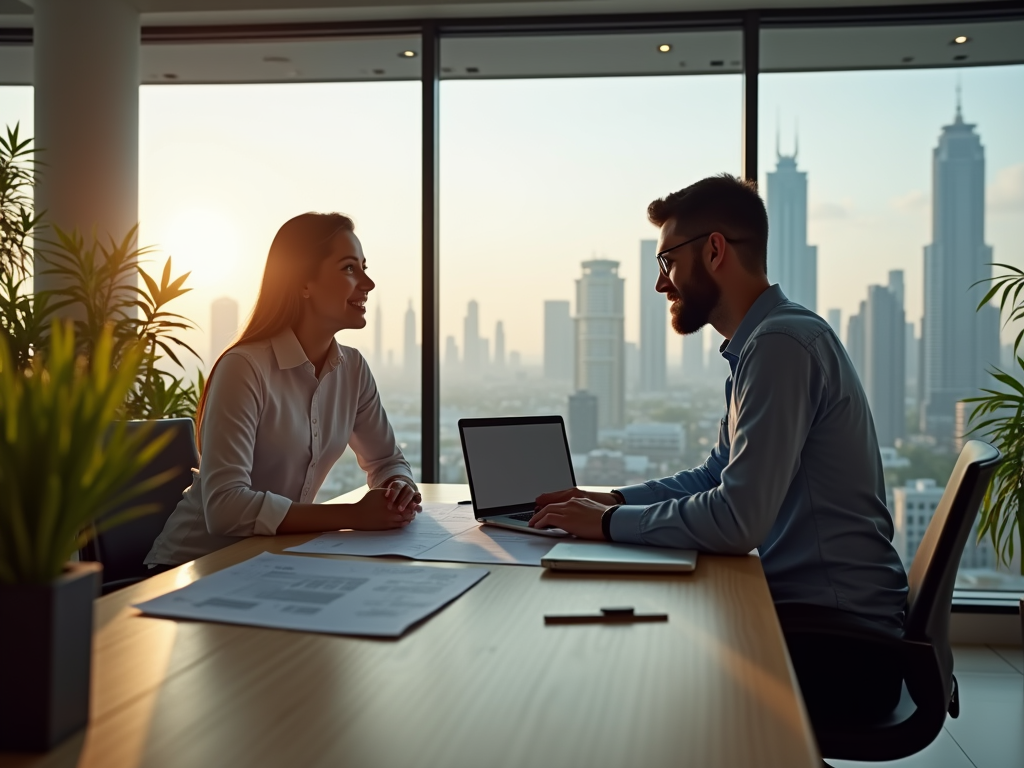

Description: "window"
438 29 742 485
760 20 1024 592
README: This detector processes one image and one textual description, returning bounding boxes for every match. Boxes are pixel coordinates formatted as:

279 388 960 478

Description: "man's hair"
647 174 768 275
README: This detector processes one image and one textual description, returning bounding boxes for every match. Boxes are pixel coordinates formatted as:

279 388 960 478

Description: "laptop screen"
461 420 575 514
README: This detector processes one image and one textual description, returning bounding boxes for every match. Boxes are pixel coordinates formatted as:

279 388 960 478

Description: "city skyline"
767 136 818 312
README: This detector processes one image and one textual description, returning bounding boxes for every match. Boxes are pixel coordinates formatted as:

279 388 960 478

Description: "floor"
832 645 1024 768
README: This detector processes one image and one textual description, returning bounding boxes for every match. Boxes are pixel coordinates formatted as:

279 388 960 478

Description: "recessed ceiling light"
399 50 417 58
658 44 672 53
953 35 969 44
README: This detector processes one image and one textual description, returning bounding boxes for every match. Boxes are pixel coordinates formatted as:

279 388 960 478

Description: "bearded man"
531 174 908 728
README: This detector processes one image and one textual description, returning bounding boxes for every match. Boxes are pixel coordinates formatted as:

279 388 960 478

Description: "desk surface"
2 484 819 768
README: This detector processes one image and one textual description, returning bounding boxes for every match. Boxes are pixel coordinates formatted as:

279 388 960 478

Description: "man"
531 174 908 726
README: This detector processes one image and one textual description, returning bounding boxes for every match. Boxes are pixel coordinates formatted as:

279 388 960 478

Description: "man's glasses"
656 233 712 276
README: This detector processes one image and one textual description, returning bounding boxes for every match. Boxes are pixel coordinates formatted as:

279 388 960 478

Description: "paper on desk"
134 552 488 637
285 501 582 566
285 501 479 558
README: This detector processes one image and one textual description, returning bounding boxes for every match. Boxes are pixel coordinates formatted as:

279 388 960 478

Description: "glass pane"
440 30 742 486
140 77 422 498
760 50 1024 591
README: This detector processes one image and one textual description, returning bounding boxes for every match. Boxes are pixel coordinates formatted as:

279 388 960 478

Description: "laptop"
541 542 698 573
458 415 576 538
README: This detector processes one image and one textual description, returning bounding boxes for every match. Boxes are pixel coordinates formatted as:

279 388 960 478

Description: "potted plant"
966 264 1024 644
0 322 178 751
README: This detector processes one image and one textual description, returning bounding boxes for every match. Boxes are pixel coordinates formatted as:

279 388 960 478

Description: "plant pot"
0 561 102 751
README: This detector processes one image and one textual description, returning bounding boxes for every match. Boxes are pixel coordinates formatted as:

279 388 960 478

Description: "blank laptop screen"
462 422 574 512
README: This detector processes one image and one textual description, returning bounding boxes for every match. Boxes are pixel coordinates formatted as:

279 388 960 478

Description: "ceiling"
1 1 1020 84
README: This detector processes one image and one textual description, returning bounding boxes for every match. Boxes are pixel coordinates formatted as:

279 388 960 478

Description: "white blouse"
145 328 413 566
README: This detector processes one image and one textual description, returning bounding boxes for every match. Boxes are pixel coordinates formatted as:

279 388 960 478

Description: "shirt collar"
271 328 344 371
721 284 788 361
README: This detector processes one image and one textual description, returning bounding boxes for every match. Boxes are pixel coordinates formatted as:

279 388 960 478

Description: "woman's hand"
346 487 419 530
381 476 423 514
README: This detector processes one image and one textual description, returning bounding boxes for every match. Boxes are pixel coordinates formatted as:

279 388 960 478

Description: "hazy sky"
1 62 1021 373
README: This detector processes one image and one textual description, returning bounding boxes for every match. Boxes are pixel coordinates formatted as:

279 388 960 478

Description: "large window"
139 77 422 498
438 29 742 485
760 23 1024 590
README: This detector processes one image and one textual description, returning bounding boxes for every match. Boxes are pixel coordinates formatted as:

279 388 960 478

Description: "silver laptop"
458 415 575 538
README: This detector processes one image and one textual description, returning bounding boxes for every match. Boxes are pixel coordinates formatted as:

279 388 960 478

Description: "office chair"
783 440 1002 763
80 418 199 595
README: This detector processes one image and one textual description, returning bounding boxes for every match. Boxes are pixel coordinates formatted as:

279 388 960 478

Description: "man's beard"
669 256 721 335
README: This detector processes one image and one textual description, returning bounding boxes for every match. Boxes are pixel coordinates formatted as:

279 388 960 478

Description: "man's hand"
529 496 612 540
534 486 621 509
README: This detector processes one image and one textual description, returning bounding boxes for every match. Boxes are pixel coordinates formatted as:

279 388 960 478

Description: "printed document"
134 552 488 637
286 501 591 566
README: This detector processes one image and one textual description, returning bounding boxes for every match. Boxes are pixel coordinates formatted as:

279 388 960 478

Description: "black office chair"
80 418 199 594
782 439 1002 763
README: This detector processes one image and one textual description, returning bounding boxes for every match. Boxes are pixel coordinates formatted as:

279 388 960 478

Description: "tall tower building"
681 331 705 381
575 259 625 430
494 321 505 370
826 308 842 340
864 277 907 448
767 137 818 312
444 335 459 375
639 239 666 391
543 300 574 382
373 302 383 368
921 91 1001 439
463 300 481 376
403 299 417 376
209 296 239 362
568 390 598 454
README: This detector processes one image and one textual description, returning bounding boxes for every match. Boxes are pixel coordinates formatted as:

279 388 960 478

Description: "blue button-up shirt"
610 285 908 629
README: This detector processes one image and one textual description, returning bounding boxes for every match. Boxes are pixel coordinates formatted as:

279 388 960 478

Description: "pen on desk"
544 607 668 625
457 500 472 505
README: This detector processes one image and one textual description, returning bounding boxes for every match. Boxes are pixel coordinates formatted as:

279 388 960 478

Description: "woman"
146 212 420 568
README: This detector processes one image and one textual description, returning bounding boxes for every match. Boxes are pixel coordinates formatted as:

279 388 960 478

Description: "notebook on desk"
541 542 698 573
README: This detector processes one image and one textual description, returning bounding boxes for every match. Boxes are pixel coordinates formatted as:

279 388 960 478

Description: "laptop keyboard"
506 512 536 521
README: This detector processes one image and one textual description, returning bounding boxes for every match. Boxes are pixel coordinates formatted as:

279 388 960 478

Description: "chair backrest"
87 418 199 584
903 440 1001 680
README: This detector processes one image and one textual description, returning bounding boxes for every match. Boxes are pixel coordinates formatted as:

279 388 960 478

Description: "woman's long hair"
195 212 355 450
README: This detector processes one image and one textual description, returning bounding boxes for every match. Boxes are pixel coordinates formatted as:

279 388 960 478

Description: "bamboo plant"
966 264 1024 574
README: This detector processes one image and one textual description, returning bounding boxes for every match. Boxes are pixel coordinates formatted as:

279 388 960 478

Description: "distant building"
373 302 383 369
906 322 919 392
893 478 994 570
864 275 906 447
846 300 866 379
509 350 521 369
209 296 239 362
766 137 818 312
463 300 481 376
639 239 666 392
625 341 639 392
444 335 459 375
568 390 598 454
494 321 505 370
543 300 574 382
921 91 1001 440
826 308 841 339
625 423 685 463
403 299 417 376
575 260 625 429
681 331 705 382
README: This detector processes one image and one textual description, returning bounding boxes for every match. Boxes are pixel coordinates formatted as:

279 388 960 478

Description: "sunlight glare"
160 208 240 289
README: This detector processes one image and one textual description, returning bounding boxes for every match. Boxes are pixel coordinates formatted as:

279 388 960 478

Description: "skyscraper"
494 321 505 370
543 300 574 382
568 390 598 454
826 308 842 340
921 92 1001 439
865 278 907 447
444 335 459 375
463 300 481 376
639 239 666 391
681 331 704 381
767 138 818 312
373 302 383 368
403 299 417 376
575 260 625 430
209 296 239 362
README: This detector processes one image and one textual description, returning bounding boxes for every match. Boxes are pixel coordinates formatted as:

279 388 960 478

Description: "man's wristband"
611 489 625 504
601 505 620 541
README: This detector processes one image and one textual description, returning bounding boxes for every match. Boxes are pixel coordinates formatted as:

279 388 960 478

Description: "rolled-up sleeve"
347 353 414 489
611 333 824 552
199 353 294 536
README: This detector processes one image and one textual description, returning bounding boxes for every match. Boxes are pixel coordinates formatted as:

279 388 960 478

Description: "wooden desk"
1 484 819 768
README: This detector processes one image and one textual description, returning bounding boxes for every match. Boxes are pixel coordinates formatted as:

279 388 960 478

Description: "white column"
33 0 140 292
